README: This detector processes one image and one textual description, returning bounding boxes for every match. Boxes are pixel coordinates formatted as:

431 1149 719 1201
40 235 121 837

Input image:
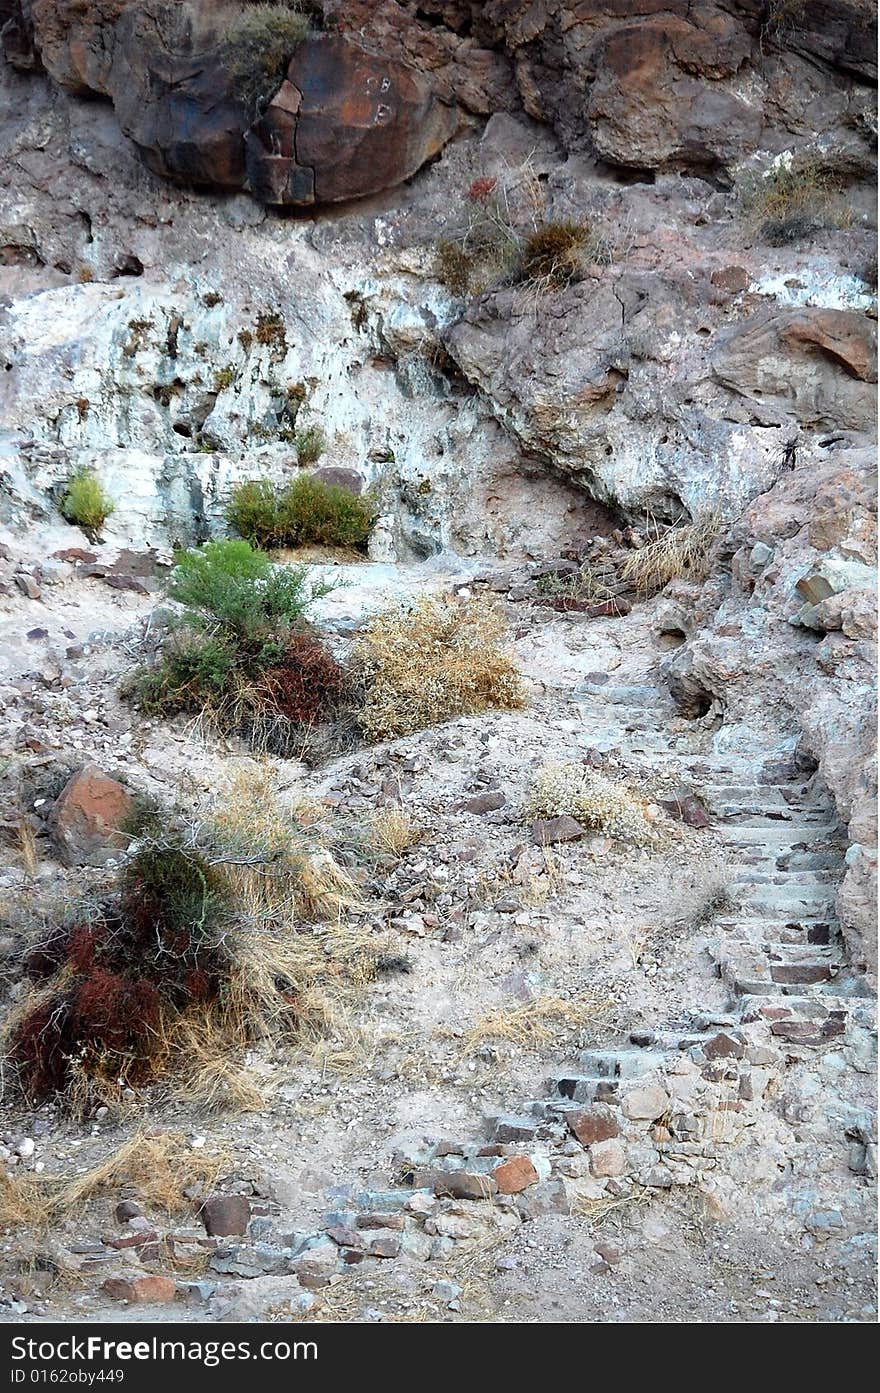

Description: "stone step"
572 684 671 706
719 824 843 845
576 1048 667 1079
727 870 840 887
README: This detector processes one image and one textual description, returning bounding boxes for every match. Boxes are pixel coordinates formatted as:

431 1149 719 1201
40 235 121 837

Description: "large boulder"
245 36 458 206
712 309 877 432
51 764 133 867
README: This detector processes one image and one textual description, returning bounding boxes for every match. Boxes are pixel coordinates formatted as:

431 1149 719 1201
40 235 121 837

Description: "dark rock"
566 1105 620 1147
247 36 457 206
114 1200 144 1224
459 790 506 814
658 794 711 828
310 466 364 496
201 1194 251 1238
531 815 586 845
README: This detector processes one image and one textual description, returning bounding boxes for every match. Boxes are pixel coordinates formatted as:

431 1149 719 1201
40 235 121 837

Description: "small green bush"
123 633 236 717
60 469 114 534
226 476 376 552
295 425 326 465
223 3 310 113
169 538 330 644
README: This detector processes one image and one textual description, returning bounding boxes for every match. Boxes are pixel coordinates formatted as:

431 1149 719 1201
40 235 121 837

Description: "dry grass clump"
518 221 588 289
620 511 722 596
528 762 656 844
0 1131 231 1233
221 2 310 113
461 992 610 1055
368 807 421 857
742 158 852 245
354 597 524 742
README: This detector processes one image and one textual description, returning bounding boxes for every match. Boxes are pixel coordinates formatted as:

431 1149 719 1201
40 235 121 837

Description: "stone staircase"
188 679 878 1311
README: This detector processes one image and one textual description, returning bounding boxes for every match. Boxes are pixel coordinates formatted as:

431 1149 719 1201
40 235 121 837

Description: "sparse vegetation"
368 807 421 858
254 310 288 352
221 2 310 114
227 474 376 551
295 425 326 465
0 1130 232 1232
354 597 524 743
460 992 610 1054
742 158 852 244
59 468 114 535
3 766 382 1111
620 511 722 596
122 539 342 752
518 220 588 289
527 762 657 844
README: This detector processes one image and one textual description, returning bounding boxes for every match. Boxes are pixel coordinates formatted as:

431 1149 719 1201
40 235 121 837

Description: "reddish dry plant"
251 632 348 725
467 175 497 202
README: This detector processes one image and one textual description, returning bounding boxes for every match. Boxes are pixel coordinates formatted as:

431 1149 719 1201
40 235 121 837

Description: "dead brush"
741 158 853 244
460 991 611 1055
0 1131 232 1233
354 596 525 742
368 806 421 858
211 765 360 921
620 511 722 597
527 762 657 845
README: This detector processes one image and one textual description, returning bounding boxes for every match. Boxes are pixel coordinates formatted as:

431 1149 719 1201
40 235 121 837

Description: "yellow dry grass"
621 511 722 596
0 1131 231 1233
354 596 525 742
368 806 421 857
460 991 611 1055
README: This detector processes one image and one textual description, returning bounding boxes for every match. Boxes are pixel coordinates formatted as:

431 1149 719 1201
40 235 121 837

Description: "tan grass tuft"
355 596 525 742
461 991 611 1055
620 511 722 597
368 807 421 857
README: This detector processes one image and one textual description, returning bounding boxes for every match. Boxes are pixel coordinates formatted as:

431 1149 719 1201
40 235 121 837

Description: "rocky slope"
0 0 876 1324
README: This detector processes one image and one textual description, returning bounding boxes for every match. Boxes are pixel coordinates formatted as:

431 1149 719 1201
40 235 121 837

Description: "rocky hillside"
0 0 876 1325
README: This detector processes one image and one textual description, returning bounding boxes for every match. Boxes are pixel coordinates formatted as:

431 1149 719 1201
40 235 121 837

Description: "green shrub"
295 425 326 465
223 3 310 114
60 469 114 534
169 538 330 644
518 221 587 289
226 476 376 552
284 474 375 549
123 633 236 717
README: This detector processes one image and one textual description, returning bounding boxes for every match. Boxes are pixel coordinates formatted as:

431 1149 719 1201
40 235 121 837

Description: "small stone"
459 791 506 814
621 1085 670 1121
201 1195 251 1238
15 1138 35 1159
103 1274 176 1305
594 1242 621 1265
432 1279 462 1303
367 1233 402 1258
589 1139 627 1178
492 1156 539 1194
531 815 586 845
14 574 41 600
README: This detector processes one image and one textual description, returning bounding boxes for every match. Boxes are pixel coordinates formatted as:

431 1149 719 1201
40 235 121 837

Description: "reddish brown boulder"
51 765 133 867
246 36 457 206
566 1105 620 1147
200 1194 251 1238
493 1155 539 1194
103 1273 176 1305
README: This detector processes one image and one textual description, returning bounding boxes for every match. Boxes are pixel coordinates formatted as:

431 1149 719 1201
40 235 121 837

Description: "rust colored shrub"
251 632 348 725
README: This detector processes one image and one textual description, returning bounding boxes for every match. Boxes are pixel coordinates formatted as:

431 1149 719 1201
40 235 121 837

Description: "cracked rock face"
4 0 458 204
